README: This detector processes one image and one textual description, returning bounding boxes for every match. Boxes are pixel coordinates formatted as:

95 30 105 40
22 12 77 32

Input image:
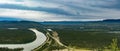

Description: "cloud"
0 0 120 21
0 8 70 21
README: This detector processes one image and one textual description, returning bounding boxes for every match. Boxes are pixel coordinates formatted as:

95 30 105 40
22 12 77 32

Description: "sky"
0 0 120 22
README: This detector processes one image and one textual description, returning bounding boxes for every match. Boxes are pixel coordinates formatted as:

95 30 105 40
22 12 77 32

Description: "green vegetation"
1 21 120 51
0 29 36 44
32 27 120 51
0 48 23 51
108 38 119 51
0 21 44 29
54 29 120 49
36 22 120 51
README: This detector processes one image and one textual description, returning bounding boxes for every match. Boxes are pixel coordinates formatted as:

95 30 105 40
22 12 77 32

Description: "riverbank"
0 28 47 51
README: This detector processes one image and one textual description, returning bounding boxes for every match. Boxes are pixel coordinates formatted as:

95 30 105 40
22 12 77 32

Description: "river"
0 28 47 51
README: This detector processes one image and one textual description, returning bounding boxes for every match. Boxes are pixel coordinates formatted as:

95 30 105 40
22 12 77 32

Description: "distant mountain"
0 17 22 21
1 19 120 28
102 19 120 22
40 19 120 25
40 21 83 25
0 21 43 29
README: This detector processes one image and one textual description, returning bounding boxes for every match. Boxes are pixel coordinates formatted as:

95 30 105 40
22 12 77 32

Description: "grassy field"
55 29 120 49
0 29 36 44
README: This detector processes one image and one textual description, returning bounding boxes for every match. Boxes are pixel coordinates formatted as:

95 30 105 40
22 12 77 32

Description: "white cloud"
0 0 63 8
0 0 120 21
0 0 77 16
0 8 71 21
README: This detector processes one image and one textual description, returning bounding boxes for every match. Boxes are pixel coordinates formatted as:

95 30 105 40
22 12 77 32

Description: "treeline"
0 47 23 51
